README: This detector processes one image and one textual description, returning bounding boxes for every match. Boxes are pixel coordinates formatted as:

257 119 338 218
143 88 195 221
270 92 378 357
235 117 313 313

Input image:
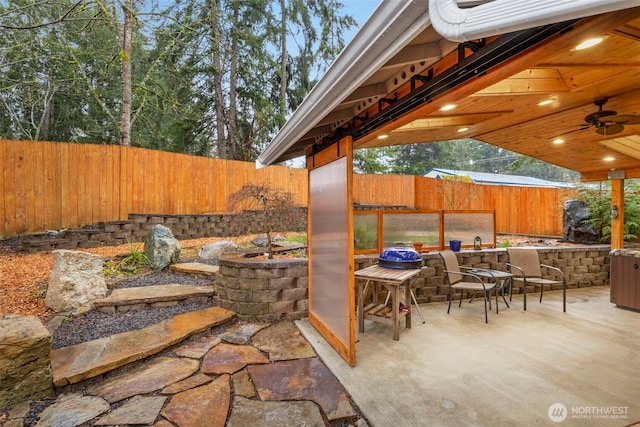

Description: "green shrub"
578 181 640 243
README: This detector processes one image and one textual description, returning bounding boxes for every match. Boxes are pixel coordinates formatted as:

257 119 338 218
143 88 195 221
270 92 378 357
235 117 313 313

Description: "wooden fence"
0 140 307 236
1 140 575 237
353 175 576 236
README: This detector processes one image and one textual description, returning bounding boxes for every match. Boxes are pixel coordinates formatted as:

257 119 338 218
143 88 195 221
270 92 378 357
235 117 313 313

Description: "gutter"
257 1 431 167
429 0 639 42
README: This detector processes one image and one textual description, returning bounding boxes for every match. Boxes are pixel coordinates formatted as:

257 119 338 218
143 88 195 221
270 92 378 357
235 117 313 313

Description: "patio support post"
611 179 624 250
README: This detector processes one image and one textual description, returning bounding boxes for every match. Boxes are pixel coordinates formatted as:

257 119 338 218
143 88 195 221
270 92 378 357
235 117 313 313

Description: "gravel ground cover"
50 264 215 349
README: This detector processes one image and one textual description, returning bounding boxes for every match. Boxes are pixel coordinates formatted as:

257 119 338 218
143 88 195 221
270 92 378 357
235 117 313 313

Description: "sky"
340 0 381 41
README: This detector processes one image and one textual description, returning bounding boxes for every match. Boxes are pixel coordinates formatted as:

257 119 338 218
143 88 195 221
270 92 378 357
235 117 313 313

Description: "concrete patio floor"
297 286 640 427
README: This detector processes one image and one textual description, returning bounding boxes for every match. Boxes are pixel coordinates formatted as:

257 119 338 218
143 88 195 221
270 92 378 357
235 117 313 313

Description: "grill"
379 247 422 269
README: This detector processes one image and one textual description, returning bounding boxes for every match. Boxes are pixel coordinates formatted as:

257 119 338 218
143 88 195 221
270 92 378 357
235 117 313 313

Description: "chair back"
507 248 543 278
440 250 463 285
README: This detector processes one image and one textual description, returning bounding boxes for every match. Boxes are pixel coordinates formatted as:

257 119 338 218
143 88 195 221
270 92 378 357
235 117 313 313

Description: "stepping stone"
232 368 256 398
95 284 214 311
174 336 221 359
162 375 231 427
162 373 212 394
220 322 270 344
87 357 199 403
94 395 166 425
249 358 356 422
252 321 316 361
201 343 269 374
170 262 219 275
228 396 325 427
50 306 236 386
34 393 110 427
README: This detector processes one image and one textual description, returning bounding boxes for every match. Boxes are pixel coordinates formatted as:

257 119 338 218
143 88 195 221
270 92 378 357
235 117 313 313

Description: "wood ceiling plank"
476 78 570 95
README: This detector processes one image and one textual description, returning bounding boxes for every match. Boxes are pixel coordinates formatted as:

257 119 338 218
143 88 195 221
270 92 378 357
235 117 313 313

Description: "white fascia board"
257 0 431 166
429 0 640 42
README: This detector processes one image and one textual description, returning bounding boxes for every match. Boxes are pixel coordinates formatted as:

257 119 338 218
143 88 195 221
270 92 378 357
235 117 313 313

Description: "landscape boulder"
250 235 286 248
45 249 108 312
563 199 598 243
145 225 181 271
0 315 53 408
199 240 238 261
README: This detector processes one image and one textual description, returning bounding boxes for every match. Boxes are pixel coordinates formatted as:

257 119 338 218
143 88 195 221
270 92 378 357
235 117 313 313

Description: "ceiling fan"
573 97 640 136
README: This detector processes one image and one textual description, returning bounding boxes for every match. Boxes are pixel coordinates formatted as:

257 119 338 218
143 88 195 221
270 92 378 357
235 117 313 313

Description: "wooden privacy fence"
1 140 307 236
1 140 575 237
353 174 577 236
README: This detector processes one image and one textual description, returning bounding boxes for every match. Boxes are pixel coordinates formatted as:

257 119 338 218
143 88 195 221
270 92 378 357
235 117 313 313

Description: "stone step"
169 262 219 275
95 284 215 313
50 306 236 387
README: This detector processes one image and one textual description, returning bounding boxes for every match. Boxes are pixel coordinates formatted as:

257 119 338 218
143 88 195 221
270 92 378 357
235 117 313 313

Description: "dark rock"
563 199 598 243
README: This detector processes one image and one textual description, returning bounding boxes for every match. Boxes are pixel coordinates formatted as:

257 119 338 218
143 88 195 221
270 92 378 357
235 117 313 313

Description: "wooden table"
355 265 421 341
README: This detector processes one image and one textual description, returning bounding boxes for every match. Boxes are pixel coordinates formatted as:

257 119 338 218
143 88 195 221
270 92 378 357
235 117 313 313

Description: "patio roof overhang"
258 0 640 182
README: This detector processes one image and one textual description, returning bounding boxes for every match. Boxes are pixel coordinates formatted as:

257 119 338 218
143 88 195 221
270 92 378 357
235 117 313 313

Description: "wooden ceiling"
345 9 640 181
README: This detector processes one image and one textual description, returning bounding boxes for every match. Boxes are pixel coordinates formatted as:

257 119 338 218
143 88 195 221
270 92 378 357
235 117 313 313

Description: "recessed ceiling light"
538 99 554 106
457 127 468 133
377 134 388 139
574 35 608 50
440 104 456 111
553 138 564 144
603 156 615 162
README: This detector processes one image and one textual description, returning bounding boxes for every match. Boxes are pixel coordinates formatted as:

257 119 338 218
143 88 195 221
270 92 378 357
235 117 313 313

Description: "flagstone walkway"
9 318 366 426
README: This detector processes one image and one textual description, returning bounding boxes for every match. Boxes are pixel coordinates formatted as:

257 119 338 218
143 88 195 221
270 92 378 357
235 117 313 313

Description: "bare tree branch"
0 1 85 30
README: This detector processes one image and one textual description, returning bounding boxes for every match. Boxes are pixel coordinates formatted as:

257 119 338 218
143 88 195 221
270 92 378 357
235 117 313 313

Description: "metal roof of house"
424 168 575 188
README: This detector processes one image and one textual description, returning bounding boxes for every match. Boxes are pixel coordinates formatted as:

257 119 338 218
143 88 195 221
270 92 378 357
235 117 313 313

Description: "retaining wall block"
236 302 269 315
282 288 307 301
216 276 242 290
238 278 270 291
252 289 281 303
422 286 437 297
419 266 436 277
284 266 308 278
268 277 297 290
269 300 295 314
252 268 286 280
227 289 253 302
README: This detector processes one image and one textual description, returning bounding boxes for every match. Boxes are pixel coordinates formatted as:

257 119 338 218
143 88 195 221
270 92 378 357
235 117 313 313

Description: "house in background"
424 168 575 188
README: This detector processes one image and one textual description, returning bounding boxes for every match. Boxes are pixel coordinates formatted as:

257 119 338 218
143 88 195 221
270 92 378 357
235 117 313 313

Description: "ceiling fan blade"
596 123 624 136
556 125 590 137
585 110 617 124
599 114 640 125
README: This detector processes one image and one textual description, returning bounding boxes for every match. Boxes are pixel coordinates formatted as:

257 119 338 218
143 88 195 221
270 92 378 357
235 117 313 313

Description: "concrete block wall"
356 246 611 305
9 211 308 252
216 256 308 321
217 246 609 320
